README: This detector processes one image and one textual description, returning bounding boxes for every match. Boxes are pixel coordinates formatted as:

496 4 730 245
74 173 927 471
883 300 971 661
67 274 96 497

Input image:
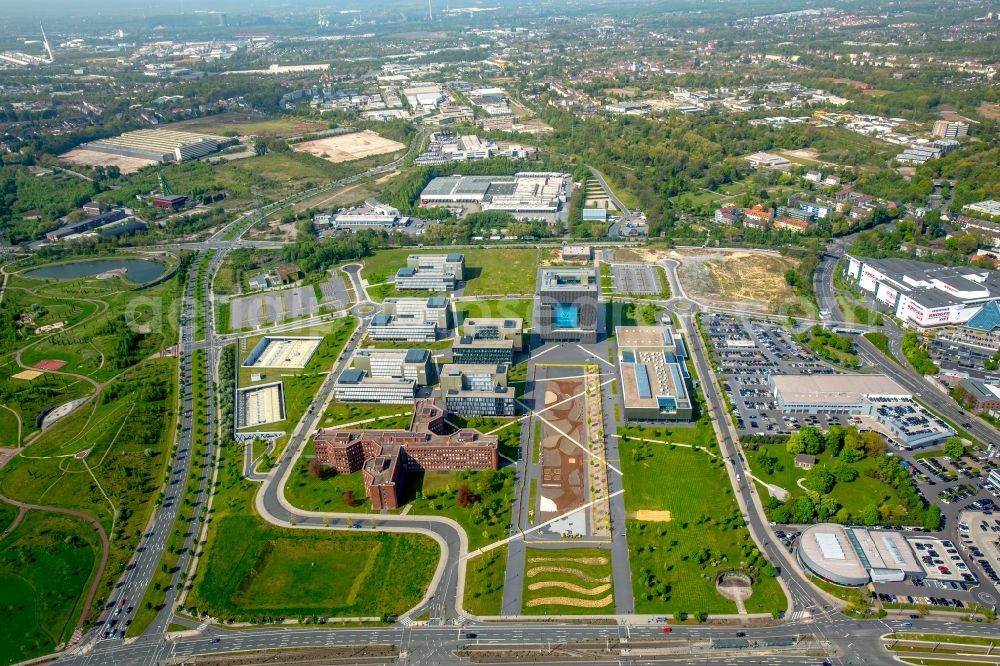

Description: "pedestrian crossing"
397 615 414 627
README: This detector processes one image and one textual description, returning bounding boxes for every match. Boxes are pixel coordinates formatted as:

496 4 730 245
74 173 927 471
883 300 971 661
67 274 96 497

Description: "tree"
253 138 267 156
943 438 965 460
860 504 880 526
804 466 836 494
308 457 327 479
923 504 942 531
785 433 805 455
825 425 846 456
341 489 356 507
800 427 825 455
792 495 816 523
456 483 476 508
861 431 885 458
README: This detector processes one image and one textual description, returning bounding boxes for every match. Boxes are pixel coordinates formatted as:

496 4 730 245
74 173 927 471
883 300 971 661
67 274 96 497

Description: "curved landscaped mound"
526 593 614 608
527 581 612 595
527 555 609 566
526 565 611 583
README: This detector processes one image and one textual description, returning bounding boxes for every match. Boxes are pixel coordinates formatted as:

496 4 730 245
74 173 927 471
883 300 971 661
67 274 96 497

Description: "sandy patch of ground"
784 148 819 160
673 248 799 314
60 148 156 174
525 594 614 608
614 248 667 263
633 509 672 522
977 104 1000 122
528 581 612 595
528 556 609 566
526 566 611 583
11 370 43 381
293 130 404 164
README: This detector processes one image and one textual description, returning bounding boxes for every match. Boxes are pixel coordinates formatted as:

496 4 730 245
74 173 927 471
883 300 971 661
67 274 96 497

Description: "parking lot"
704 313 855 436
611 262 659 295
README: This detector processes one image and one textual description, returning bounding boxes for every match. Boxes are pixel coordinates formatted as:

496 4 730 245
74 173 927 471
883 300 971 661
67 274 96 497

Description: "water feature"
25 258 166 283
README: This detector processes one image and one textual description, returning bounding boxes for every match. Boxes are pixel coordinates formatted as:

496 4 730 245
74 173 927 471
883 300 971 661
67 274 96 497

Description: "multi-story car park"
844 255 1000 329
367 297 453 342
615 325 692 421
440 364 515 417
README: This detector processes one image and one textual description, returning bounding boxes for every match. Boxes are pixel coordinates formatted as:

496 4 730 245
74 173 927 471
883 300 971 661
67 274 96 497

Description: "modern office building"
536 268 600 343
82 128 236 163
461 317 524 351
407 253 465 280
770 374 954 448
844 255 1000 329
393 253 465 291
797 523 924 586
616 326 692 421
313 399 498 509
451 336 514 365
368 297 453 342
440 364 515 417
332 368 416 404
351 348 432 385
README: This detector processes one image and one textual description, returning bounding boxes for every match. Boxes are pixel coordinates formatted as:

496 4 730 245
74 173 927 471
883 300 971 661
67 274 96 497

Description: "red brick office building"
313 399 499 509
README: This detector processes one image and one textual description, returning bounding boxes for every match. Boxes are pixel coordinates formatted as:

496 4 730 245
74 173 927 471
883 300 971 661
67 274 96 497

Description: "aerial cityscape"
2 0 1000 664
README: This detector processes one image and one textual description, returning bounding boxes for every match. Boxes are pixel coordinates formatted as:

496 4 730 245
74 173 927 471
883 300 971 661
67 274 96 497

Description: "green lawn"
285 445 375 514
619 437 785 616
0 407 21 447
455 299 535 327
187 515 437 621
359 248 540 297
319 401 414 429
0 287 99 356
522 548 614 615
407 468 514 551
0 359 176 623
0 511 102 665
465 546 507 616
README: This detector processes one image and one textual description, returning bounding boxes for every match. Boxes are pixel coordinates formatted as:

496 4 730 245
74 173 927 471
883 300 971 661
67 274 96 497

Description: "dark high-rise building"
536 268 600 343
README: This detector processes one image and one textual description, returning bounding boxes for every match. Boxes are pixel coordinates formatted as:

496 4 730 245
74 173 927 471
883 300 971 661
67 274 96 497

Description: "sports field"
293 130 405 164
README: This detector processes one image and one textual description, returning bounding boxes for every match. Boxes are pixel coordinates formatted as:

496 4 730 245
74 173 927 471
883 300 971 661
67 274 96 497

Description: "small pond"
24 258 166 283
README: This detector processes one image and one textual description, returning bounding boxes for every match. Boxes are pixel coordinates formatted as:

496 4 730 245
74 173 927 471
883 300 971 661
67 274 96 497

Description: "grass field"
359 248 540 297
162 113 327 139
465 546 507 616
187 515 437 620
285 443 375 514
522 548 614 615
619 434 785 615
0 406 21 447
0 511 102 665
319 401 414 429
0 287 99 357
407 468 514 552
0 359 177 623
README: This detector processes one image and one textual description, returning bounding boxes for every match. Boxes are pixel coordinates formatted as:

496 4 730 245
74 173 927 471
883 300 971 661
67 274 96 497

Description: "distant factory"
81 129 237 164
